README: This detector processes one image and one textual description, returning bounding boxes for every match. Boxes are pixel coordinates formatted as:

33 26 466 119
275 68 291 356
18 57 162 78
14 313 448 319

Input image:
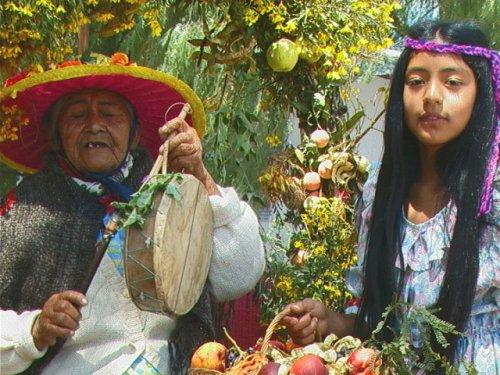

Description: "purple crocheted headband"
404 37 499 217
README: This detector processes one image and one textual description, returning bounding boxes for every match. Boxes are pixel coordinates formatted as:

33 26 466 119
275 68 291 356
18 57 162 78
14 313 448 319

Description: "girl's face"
403 51 477 150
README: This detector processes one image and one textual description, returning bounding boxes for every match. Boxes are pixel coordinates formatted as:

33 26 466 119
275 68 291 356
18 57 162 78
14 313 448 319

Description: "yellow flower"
293 240 304 249
7 3 34 17
276 276 295 297
314 279 324 287
312 244 327 256
357 38 368 46
382 37 394 48
318 32 328 43
243 8 260 26
352 1 369 10
327 70 341 81
336 51 348 62
269 12 284 24
340 25 353 34
337 66 347 77
95 13 115 23
280 20 298 33
35 0 54 9
148 20 162 37
265 135 281 147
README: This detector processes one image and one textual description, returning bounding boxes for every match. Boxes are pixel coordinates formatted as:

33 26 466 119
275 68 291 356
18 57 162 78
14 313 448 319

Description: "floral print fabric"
345 164 500 374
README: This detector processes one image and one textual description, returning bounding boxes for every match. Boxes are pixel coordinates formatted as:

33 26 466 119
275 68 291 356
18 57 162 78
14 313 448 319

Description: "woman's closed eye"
71 112 86 119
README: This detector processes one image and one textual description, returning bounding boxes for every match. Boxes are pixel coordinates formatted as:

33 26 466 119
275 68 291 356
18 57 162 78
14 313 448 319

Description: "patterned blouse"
345 164 499 374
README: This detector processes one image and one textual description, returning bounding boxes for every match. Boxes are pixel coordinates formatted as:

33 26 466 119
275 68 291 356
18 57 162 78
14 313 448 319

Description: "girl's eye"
102 112 114 118
447 78 463 86
71 113 85 119
406 78 425 86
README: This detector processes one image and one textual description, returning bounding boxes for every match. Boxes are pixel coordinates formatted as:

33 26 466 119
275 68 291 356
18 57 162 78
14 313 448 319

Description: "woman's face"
403 51 477 151
57 90 132 174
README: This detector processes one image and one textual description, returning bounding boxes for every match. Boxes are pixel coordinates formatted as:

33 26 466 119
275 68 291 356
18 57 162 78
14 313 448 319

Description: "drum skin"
124 174 214 317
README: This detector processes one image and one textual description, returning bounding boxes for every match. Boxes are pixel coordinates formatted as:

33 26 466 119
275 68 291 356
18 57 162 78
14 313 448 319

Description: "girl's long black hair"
354 21 496 360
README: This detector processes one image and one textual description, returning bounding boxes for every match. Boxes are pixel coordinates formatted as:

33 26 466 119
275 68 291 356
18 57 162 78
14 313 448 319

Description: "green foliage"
112 173 182 228
367 299 477 374
0 0 169 79
439 0 499 47
97 20 289 207
0 163 19 199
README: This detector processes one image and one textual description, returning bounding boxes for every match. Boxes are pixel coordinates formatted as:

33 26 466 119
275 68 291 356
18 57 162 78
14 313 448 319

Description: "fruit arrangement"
257 126 369 325
190 299 477 375
189 308 384 375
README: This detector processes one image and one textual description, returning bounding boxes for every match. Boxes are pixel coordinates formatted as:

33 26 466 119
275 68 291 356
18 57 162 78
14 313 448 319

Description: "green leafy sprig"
112 173 183 229
367 300 477 375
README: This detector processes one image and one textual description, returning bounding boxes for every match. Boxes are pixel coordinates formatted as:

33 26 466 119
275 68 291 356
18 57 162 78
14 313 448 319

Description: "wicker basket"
190 307 293 374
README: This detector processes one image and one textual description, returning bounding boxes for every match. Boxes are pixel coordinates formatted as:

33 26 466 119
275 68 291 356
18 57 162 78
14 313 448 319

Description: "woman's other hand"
31 291 87 350
158 118 220 195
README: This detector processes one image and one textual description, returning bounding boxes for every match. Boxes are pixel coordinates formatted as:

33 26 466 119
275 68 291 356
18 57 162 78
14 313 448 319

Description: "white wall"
351 76 389 163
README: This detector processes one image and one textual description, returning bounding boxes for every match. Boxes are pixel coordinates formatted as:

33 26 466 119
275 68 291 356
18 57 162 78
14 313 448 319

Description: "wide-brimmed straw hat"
0 53 206 174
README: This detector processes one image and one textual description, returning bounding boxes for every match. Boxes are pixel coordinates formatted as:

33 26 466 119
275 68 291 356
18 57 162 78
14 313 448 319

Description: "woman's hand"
31 291 87 351
158 118 220 196
282 298 331 345
282 298 357 345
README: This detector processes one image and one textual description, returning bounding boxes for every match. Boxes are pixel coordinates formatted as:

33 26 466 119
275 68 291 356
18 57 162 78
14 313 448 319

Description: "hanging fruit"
303 172 321 191
297 38 323 64
266 38 300 72
310 129 330 148
318 160 333 179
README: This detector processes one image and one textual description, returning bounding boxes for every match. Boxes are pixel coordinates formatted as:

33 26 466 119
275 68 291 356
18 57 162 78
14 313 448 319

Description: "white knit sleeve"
208 186 265 303
0 309 47 374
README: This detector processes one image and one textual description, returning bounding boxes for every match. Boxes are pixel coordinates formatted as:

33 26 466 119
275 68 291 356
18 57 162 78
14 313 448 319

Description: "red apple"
347 348 381 375
290 354 329 375
190 341 228 371
258 362 281 374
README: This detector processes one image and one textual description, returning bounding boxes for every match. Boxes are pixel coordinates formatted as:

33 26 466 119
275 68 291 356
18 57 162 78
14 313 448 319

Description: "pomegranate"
303 172 321 191
318 160 333 179
310 129 330 148
290 354 329 375
190 342 228 371
291 248 308 266
347 347 381 375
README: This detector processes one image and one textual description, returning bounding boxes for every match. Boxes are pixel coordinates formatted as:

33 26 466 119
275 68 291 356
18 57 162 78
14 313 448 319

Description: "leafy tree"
439 0 499 47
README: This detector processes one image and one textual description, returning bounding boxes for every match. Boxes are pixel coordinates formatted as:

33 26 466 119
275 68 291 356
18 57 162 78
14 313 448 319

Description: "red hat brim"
0 65 206 173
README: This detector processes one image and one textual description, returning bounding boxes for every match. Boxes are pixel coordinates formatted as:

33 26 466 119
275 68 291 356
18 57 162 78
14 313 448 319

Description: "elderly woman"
0 56 265 374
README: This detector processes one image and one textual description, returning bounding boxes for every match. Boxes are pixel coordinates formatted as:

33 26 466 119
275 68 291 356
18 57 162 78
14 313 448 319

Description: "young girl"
283 21 499 373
